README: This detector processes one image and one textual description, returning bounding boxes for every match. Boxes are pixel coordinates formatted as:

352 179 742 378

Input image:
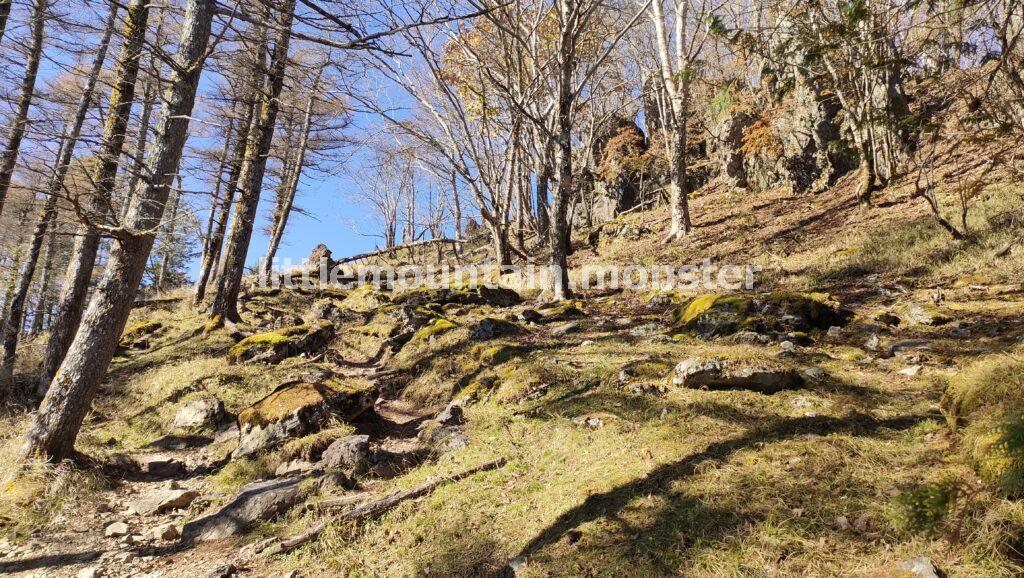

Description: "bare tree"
38 0 151 392
0 0 48 219
22 0 217 461
0 0 119 394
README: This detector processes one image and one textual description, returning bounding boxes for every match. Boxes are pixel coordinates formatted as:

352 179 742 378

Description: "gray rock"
104 521 129 538
889 339 934 355
173 398 225 429
319 435 371 474
899 365 922 377
182 477 310 542
897 556 941 578
864 334 880 351
672 356 804 394
435 400 465 426
798 366 827 383
519 309 542 324
76 567 104 578
550 321 582 337
148 523 180 541
826 326 842 338
206 564 237 578
419 424 469 452
275 459 317 476
627 323 662 337
134 454 184 478
470 318 520 341
127 488 199 516
901 302 952 326
730 331 765 344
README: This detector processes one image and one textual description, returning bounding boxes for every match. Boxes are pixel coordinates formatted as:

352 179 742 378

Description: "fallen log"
260 457 507 556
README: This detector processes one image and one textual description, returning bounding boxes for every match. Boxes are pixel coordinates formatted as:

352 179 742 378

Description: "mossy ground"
1 159 1023 576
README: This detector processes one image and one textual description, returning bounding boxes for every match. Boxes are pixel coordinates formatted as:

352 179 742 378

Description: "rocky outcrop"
673 292 849 339
708 108 754 189
128 488 200 516
672 356 805 394
181 477 313 542
226 321 334 365
232 380 374 459
173 398 226 430
391 286 521 309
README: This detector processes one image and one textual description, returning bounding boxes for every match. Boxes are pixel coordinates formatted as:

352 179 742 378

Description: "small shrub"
888 479 960 536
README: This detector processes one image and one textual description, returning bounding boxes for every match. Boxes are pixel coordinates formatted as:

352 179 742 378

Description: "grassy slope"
1 138 1024 577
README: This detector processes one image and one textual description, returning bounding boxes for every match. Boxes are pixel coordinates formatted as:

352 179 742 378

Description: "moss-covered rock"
120 321 163 349
233 378 374 459
472 342 526 366
898 301 953 326
537 300 586 323
672 292 848 338
340 285 390 312
227 321 334 364
392 286 521 308
469 317 521 341
413 317 458 341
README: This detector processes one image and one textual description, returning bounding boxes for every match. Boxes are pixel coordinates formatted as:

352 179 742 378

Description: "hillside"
1 147 1023 577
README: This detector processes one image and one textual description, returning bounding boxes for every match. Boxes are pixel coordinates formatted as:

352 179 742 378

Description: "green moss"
226 322 332 364
341 285 389 312
673 294 720 325
122 321 162 342
238 382 327 428
888 480 959 536
472 342 525 366
414 318 458 341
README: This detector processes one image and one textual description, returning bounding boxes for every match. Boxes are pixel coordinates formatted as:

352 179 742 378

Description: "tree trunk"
535 166 551 240
855 134 877 207
199 114 235 275
665 117 692 242
259 72 319 280
209 0 296 325
0 0 12 45
0 0 47 219
0 0 118 395
193 91 260 305
38 0 150 394
22 0 215 462
155 184 180 291
29 228 57 336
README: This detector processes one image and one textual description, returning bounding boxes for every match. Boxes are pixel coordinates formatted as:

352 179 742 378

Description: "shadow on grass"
514 410 929 565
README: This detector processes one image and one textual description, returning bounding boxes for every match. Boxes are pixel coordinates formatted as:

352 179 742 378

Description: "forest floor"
2 156 1024 577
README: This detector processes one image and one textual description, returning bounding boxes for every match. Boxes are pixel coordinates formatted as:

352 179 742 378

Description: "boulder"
304 299 343 323
470 318 521 341
672 356 804 394
418 423 469 452
232 381 374 459
104 521 129 538
173 398 225 429
127 488 199 516
673 292 848 339
899 301 952 326
226 321 334 365
181 477 310 542
550 321 582 337
148 523 180 541
318 434 370 474
896 556 942 578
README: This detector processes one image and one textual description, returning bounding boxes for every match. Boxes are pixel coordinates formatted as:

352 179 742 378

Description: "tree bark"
209 0 296 325
37 0 150 394
259 70 320 280
549 0 574 300
0 0 47 219
22 0 215 461
155 183 180 291
0 0 12 45
0 0 118 395
29 228 57 337
193 89 260 305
